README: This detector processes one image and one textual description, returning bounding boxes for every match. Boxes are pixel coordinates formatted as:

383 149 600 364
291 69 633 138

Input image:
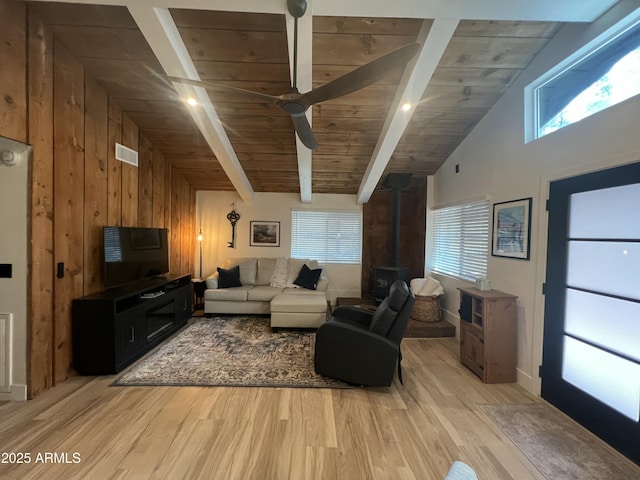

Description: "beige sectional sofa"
204 257 329 329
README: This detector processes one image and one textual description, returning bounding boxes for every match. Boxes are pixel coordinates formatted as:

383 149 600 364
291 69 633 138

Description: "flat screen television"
103 226 169 289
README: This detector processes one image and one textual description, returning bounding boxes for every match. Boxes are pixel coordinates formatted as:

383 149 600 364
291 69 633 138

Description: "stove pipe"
383 173 412 267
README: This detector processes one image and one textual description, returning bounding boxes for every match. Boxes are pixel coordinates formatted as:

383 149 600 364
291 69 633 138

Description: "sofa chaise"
204 257 329 329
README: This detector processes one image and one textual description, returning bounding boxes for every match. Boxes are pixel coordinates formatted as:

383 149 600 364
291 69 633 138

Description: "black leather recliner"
314 280 415 387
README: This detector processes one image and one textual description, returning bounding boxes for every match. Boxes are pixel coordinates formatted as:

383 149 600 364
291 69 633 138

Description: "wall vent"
0 313 11 393
115 143 138 167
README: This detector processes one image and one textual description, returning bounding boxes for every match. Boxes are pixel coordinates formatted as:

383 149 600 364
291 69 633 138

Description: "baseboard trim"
0 384 27 401
517 369 541 396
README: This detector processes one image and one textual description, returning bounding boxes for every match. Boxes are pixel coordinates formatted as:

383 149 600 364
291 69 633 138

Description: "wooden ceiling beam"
357 18 458 204
127 5 256 204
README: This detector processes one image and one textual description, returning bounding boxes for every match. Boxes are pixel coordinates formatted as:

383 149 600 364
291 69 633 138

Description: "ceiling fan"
168 0 420 150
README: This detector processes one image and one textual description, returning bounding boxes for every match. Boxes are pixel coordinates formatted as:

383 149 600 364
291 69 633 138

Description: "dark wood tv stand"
72 274 192 374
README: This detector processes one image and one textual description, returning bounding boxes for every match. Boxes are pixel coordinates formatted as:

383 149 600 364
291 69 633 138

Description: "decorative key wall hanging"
226 203 240 248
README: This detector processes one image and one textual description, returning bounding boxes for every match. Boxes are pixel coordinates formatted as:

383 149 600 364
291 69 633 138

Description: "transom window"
527 15 640 141
291 209 362 264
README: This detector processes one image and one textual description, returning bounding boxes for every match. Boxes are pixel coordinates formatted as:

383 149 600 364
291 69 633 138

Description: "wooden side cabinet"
458 287 518 383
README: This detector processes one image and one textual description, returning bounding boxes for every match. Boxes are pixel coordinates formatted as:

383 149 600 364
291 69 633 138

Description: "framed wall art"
250 221 280 247
492 197 532 260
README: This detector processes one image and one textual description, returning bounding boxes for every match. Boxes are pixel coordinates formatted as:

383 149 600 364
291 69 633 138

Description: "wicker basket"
411 294 442 323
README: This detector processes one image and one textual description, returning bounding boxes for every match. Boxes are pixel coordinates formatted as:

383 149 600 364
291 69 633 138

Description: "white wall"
430 2 640 394
0 142 29 401
195 191 362 303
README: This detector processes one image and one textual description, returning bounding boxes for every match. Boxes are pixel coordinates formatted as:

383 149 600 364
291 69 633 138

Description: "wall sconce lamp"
197 229 203 279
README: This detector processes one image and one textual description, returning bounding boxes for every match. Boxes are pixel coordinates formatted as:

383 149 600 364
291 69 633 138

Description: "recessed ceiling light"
402 102 412 111
187 97 197 106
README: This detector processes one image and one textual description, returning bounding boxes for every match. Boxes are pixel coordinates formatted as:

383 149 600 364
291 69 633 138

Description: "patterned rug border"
481 402 640 480
112 316 350 389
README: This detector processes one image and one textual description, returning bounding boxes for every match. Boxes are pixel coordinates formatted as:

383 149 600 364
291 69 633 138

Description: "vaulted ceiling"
28 0 618 204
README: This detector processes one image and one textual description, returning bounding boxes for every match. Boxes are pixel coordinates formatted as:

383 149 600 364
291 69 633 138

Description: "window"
431 200 489 281
527 14 640 141
291 210 362 263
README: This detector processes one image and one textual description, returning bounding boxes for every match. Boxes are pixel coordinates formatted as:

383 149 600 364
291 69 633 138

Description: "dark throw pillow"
217 265 242 288
293 264 322 290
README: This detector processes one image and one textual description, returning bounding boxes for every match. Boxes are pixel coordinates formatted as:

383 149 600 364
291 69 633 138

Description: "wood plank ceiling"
27 1 608 201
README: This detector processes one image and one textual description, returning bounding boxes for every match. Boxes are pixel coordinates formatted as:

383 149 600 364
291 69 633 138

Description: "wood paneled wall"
0 2 27 142
362 179 427 297
0 1 196 398
27 8 55 395
52 38 86 383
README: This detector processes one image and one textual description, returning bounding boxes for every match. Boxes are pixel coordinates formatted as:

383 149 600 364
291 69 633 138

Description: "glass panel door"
542 161 640 465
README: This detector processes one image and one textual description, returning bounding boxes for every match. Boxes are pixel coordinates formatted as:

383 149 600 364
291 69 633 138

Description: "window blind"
432 200 489 281
291 210 362 263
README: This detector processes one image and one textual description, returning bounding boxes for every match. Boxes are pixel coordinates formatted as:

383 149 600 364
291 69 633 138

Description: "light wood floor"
1 338 555 479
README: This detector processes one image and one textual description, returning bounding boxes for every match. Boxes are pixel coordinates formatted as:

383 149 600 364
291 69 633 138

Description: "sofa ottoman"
270 293 328 330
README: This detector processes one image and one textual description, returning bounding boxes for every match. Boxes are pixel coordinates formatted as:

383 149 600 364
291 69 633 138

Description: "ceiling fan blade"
290 113 318 150
167 76 280 104
299 43 421 107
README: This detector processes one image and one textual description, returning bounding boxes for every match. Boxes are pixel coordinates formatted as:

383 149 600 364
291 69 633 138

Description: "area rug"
113 316 349 388
482 403 640 479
